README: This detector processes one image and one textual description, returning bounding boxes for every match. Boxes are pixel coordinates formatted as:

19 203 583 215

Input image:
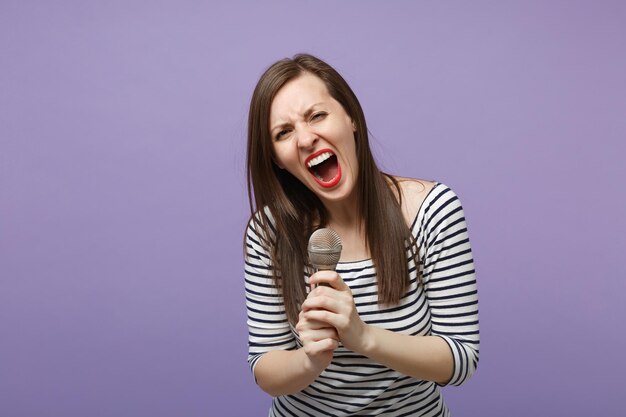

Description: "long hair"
246 54 419 326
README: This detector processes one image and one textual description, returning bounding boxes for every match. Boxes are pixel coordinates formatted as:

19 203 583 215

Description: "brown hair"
246 54 419 325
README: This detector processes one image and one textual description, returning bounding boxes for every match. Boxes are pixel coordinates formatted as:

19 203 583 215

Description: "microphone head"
308 228 342 271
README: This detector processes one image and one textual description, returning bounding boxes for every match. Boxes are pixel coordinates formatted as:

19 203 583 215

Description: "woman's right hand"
295 308 339 372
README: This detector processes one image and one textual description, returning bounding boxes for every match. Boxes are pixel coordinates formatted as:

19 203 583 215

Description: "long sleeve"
419 184 480 386
244 220 296 376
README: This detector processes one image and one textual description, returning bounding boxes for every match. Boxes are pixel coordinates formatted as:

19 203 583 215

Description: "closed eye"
310 112 327 122
275 128 291 141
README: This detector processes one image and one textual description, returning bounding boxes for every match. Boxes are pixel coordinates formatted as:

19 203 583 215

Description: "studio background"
1 1 625 416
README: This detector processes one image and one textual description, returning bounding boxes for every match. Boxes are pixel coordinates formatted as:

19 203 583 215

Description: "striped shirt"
244 183 479 416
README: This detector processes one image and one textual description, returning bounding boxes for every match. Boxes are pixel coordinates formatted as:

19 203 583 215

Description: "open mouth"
305 150 341 188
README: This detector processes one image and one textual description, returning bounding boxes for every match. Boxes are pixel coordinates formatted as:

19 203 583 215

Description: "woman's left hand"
302 270 371 354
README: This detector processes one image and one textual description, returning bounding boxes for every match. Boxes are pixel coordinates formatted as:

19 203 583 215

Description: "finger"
307 327 339 342
310 270 349 291
297 316 336 332
304 309 340 328
302 294 341 313
304 338 339 356
306 319 337 331
319 338 339 351
307 284 337 300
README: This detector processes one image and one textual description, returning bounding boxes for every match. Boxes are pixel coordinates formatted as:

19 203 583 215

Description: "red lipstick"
305 148 342 188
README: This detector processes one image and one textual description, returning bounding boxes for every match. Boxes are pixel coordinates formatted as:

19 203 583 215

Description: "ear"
351 120 357 132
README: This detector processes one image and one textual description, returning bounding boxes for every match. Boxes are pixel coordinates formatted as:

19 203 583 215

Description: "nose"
296 124 318 149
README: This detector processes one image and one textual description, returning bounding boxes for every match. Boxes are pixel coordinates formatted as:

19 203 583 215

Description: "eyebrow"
270 102 325 133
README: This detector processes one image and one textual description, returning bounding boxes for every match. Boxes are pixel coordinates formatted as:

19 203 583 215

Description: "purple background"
1 1 625 416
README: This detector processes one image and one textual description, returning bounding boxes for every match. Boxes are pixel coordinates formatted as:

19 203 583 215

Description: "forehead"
270 74 332 121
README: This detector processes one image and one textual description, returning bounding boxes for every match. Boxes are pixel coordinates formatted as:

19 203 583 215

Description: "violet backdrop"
1 1 625 416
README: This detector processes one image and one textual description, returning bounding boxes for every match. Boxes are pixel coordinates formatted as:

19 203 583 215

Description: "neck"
321 192 372 262
322 193 361 232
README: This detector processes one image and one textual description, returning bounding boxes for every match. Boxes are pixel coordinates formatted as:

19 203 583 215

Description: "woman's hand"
302 270 371 354
295 304 339 372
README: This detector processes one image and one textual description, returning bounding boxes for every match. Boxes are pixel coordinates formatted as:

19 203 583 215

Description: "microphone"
308 228 342 287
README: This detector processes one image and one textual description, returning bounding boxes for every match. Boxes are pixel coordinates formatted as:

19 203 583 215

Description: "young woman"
244 54 479 416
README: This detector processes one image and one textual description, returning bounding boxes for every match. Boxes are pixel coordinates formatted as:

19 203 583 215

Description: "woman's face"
269 73 358 205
